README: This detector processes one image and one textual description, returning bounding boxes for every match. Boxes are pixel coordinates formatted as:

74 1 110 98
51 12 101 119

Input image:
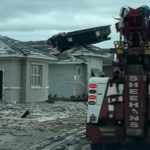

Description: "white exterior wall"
49 64 87 99
0 58 21 103
73 64 87 98
0 57 51 103
87 56 103 80
0 55 102 103
81 56 103 92
24 59 49 103
49 64 74 98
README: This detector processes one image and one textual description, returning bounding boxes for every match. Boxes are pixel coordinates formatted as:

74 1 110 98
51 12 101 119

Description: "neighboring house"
0 36 56 103
68 46 108 79
49 55 87 100
48 46 109 100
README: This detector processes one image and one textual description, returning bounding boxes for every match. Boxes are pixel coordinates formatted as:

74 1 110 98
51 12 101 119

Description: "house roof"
0 36 57 61
23 40 112 64
49 51 86 64
65 45 111 58
23 40 59 55
51 46 112 65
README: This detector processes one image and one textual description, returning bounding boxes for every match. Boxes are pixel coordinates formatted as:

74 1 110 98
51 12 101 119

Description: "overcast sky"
0 0 149 48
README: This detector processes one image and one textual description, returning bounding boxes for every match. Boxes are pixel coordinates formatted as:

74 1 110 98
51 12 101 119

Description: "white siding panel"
74 64 87 98
25 60 49 102
49 64 74 98
0 58 21 103
89 57 102 70
87 56 103 81
4 89 21 103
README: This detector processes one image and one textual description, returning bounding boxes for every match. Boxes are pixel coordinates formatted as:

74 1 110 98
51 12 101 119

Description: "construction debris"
21 110 30 118
0 101 86 150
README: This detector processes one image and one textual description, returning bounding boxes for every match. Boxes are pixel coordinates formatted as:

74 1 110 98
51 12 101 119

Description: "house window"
31 64 42 87
76 67 81 76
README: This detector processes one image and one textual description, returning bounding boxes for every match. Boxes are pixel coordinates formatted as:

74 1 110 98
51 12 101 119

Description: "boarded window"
31 64 42 87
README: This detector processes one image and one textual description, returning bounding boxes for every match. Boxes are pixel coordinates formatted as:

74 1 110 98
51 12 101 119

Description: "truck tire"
91 144 117 150
90 144 103 150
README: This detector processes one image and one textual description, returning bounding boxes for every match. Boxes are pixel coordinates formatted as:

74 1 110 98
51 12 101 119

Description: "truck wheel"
90 144 103 150
91 144 117 150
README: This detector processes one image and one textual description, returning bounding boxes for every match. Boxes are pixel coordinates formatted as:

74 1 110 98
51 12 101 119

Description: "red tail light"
88 95 96 101
89 84 97 105
89 84 97 89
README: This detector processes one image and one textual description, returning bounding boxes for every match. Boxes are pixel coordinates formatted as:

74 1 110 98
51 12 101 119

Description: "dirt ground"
0 101 87 150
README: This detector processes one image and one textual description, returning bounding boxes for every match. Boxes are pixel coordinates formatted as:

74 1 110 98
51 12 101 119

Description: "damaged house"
48 45 110 100
26 25 112 101
26 41 110 101
0 36 56 103
46 25 112 100
48 51 87 100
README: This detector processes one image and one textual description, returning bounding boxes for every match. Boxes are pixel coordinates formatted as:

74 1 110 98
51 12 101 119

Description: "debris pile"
0 101 87 149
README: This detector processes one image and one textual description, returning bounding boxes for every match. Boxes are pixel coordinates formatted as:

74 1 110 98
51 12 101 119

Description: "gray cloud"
0 0 149 48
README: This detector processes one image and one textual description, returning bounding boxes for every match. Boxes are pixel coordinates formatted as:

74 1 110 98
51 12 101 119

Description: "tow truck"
86 5 150 150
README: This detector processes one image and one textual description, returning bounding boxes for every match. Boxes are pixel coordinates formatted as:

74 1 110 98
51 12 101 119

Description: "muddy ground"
0 101 87 150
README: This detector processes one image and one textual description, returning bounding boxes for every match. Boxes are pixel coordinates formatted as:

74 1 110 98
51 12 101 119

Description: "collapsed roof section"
47 25 111 52
0 36 57 60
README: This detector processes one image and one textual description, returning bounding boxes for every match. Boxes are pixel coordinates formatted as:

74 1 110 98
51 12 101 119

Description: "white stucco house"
19 40 112 102
0 36 56 103
48 46 109 100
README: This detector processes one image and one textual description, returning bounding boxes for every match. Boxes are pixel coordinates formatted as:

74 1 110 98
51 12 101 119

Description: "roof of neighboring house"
65 45 111 58
49 52 86 64
0 36 57 60
23 40 113 64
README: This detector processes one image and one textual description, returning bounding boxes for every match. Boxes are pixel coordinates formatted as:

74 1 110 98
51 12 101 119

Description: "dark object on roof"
47 25 111 52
